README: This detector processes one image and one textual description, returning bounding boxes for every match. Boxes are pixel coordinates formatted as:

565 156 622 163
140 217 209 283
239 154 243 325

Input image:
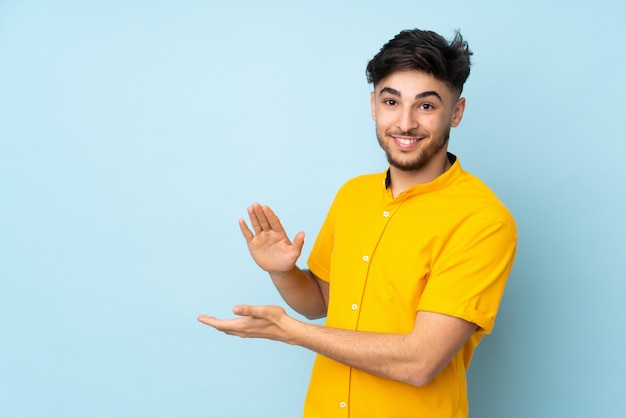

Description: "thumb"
233 305 254 316
292 231 305 251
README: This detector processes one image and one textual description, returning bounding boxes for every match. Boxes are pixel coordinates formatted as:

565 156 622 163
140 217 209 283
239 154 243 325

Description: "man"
198 28 517 417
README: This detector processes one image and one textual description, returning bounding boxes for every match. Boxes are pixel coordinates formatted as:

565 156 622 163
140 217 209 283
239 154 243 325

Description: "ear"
451 97 466 127
370 91 376 121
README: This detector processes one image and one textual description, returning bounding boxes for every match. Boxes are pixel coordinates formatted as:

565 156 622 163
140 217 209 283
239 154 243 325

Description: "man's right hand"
239 203 305 274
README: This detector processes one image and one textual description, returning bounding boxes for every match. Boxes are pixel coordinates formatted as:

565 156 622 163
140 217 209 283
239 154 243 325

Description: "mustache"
386 129 423 138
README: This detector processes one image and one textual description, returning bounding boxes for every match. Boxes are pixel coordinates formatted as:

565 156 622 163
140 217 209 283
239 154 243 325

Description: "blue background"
1 1 625 417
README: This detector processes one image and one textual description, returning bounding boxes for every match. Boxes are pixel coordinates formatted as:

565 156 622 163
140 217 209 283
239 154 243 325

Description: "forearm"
285 311 476 387
199 306 475 387
288 321 432 386
269 267 327 320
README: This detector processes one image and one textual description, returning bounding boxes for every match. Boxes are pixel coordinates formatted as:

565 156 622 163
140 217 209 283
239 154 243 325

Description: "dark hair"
366 29 472 95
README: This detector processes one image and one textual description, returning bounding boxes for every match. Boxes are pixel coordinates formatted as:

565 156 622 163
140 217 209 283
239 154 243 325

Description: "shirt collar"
385 152 458 190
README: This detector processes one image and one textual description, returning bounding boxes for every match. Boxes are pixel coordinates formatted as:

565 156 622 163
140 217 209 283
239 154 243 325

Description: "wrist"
269 266 300 281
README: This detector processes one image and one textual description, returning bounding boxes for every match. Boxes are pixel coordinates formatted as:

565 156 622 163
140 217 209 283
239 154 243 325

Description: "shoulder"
334 171 387 198
340 171 386 189
322 171 388 219
451 169 517 236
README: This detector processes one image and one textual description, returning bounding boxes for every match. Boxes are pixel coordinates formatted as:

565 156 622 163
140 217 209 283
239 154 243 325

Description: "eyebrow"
379 87 443 103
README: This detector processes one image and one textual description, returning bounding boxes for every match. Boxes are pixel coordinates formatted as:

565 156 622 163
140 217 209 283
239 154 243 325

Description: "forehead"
375 71 452 99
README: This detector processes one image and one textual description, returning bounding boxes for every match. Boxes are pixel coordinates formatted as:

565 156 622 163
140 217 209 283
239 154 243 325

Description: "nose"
397 107 418 132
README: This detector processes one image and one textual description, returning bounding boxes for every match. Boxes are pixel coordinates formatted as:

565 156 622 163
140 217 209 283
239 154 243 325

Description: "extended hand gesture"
198 305 296 342
239 203 305 274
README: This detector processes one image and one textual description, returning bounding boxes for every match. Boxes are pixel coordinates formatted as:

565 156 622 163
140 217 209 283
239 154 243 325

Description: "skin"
198 70 476 387
372 70 466 196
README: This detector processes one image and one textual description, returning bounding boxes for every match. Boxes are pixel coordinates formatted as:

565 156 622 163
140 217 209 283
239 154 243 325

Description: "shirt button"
362 255 369 262
351 304 358 310
383 211 389 217
339 401 346 408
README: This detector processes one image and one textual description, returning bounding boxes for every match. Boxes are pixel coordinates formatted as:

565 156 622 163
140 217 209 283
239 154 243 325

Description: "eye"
419 103 435 110
383 99 397 106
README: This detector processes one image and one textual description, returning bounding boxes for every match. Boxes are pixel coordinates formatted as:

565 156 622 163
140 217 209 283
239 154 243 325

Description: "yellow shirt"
305 158 517 417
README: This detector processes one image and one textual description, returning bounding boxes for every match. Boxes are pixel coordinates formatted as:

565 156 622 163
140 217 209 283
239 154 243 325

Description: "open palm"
239 203 305 273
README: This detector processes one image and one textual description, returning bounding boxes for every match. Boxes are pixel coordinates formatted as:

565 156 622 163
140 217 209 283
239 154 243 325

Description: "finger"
262 206 287 236
233 304 254 316
197 314 214 324
197 314 225 328
238 218 255 242
247 203 264 235
197 314 247 335
197 314 242 325
234 305 284 321
252 203 271 232
292 231 306 252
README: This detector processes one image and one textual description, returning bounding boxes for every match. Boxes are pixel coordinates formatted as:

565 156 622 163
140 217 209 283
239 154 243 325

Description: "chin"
387 153 430 172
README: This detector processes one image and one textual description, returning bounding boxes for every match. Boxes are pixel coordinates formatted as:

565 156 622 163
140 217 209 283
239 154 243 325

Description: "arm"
296 310 477 386
239 203 328 319
198 305 476 387
267 267 329 320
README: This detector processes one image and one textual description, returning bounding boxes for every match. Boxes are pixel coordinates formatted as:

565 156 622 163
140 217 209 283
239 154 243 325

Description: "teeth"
397 137 418 145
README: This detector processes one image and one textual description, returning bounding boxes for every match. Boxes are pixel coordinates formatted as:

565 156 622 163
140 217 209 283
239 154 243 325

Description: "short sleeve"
307 194 339 283
418 218 517 334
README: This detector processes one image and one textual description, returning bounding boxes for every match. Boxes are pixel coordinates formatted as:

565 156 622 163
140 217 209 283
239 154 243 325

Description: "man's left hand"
198 305 296 343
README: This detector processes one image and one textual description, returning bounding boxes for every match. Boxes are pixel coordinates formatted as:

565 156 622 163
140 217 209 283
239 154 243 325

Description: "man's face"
371 71 465 173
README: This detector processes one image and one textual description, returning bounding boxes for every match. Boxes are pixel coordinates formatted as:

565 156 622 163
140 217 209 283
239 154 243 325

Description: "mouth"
390 134 424 149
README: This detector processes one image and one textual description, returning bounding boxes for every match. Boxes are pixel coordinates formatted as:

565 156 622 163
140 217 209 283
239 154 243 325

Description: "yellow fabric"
304 158 517 418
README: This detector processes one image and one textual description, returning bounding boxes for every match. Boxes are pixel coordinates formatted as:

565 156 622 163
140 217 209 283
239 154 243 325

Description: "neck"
389 153 452 198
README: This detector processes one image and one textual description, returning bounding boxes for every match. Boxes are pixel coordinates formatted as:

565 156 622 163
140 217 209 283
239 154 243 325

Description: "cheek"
374 109 396 127
421 115 447 132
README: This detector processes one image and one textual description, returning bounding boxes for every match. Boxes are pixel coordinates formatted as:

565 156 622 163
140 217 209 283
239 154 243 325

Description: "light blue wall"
1 1 624 417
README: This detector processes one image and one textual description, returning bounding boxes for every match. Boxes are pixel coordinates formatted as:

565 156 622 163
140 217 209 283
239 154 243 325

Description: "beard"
376 125 451 172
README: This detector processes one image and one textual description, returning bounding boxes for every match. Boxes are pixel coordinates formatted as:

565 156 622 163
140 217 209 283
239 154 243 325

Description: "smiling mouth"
394 136 421 145
390 133 425 148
